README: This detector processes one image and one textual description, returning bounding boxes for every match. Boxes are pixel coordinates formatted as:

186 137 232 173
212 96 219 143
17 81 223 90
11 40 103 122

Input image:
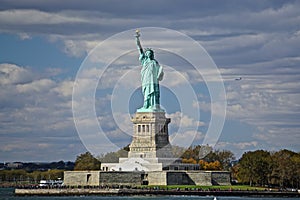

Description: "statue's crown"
145 48 153 53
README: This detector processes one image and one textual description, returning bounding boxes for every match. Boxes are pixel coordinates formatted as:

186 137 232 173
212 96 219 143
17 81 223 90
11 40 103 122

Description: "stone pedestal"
128 111 174 162
101 111 180 172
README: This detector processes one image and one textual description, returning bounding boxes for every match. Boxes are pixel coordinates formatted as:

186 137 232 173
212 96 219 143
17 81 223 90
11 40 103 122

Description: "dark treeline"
1 161 74 171
0 169 64 185
233 149 300 188
0 161 74 185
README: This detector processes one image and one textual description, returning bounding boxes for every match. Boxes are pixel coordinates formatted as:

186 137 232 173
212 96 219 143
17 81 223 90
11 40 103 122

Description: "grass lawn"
139 185 267 191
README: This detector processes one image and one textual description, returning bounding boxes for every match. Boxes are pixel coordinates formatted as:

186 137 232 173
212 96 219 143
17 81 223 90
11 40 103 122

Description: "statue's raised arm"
135 29 144 55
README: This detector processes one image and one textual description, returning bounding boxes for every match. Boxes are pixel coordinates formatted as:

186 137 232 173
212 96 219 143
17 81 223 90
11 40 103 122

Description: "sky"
0 0 300 162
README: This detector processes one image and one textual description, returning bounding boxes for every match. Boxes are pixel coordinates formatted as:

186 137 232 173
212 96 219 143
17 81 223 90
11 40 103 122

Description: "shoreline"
15 188 300 197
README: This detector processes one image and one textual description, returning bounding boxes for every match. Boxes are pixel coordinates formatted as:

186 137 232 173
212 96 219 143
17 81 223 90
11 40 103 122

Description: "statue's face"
145 50 154 59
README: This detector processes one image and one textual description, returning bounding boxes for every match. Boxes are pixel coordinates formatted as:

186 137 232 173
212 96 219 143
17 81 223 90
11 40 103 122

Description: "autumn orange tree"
182 158 197 164
198 160 222 170
179 145 235 171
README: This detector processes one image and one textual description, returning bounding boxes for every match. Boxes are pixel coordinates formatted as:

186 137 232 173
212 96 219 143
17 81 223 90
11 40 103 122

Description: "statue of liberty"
135 30 164 112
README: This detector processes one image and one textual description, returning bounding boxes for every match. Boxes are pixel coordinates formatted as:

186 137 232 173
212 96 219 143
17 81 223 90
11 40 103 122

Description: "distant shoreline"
15 188 300 197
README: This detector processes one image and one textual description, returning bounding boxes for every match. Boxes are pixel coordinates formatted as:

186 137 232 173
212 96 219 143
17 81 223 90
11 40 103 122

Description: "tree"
98 145 129 163
290 153 300 188
215 150 235 170
181 145 203 161
29 171 42 183
236 149 300 187
182 158 197 164
237 150 272 186
271 149 300 188
203 149 235 170
43 169 64 180
198 160 222 170
74 152 101 170
172 145 186 158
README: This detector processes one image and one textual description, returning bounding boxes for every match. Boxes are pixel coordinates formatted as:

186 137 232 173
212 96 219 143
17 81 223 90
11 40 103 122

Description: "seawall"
15 188 300 197
15 188 119 195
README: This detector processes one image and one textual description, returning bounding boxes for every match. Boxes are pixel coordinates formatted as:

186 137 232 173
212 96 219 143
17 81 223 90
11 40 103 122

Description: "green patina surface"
135 30 164 112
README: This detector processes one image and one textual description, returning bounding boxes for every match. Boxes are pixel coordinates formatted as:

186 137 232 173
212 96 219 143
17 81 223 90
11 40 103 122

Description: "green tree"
291 153 300 188
29 171 42 183
216 150 236 170
98 145 129 163
74 152 101 170
271 149 299 188
41 169 64 180
181 145 203 161
237 150 272 186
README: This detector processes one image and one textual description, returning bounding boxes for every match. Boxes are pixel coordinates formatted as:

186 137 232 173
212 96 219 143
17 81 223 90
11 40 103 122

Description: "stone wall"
186 171 212 186
211 171 231 185
64 170 231 186
64 171 100 186
99 171 144 186
166 172 193 185
147 171 167 185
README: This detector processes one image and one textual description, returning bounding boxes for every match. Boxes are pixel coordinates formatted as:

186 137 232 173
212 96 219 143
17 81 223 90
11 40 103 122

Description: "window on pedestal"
159 125 163 133
138 125 141 132
142 125 145 132
158 124 166 133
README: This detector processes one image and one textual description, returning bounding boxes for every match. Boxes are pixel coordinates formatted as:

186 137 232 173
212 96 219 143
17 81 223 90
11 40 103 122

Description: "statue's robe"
139 54 163 109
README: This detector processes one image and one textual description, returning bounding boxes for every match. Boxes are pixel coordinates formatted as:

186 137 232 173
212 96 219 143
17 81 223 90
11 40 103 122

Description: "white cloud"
198 72 300 149
215 141 259 157
0 9 87 25
63 39 100 57
16 78 55 93
217 141 258 150
18 32 31 40
170 130 204 148
52 80 74 97
0 63 34 85
167 111 204 128
110 112 133 136
0 63 74 134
